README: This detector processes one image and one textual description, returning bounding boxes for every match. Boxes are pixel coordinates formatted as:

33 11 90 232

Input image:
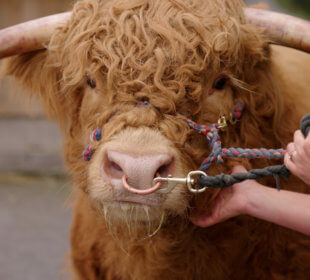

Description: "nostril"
155 165 167 178
155 159 174 179
104 155 124 178
110 161 123 172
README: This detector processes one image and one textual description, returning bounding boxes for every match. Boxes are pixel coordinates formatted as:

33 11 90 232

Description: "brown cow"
1 0 310 279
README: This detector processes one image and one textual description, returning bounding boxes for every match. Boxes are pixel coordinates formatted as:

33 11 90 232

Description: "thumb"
231 165 248 174
190 210 219 228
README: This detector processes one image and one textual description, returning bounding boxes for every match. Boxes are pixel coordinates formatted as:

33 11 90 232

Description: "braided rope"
90 128 102 142
198 165 290 190
200 148 286 172
301 114 310 137
182 102 295 189
183 102 287 172
83 145 94 162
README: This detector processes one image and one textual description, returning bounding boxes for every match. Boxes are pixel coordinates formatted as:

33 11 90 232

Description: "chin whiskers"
94 200 166 245
143 210 165 240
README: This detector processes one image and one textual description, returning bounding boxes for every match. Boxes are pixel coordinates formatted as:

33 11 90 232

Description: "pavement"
0 119 71 280
0 173 71 280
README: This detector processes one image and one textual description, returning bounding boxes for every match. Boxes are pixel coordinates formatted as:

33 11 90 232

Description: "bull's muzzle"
102 150 174 195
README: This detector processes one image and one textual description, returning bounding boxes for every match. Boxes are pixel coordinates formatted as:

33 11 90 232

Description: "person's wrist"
238 190 251 216
237 181 262 216
300 175 310 185
231 182 253 216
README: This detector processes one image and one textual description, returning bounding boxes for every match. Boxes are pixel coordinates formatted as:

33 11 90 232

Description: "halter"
82 101 307 195
181 102 285 172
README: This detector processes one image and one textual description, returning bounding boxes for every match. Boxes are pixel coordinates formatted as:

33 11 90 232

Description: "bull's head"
1 0 310 238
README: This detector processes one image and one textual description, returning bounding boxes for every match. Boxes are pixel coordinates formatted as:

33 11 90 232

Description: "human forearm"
191 165 310 234
245 186 310 235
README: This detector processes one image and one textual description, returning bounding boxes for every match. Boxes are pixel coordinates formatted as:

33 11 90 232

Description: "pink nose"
103 150 174 194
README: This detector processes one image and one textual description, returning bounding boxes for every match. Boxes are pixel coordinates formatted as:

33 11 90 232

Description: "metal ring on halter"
187 171 208 193
154 170 209 194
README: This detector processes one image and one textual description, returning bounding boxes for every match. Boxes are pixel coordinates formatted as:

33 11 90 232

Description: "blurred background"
0 1 73 280
0 1 309 280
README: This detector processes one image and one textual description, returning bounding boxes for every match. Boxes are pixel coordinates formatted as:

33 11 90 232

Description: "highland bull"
1 0 310 279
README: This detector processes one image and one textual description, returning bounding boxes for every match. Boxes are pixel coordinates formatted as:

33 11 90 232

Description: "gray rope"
197 114 310 189
301 114 310 137
198 165 290 190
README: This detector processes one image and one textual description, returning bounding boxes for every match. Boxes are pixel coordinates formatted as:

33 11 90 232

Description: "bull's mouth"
113 195 160 206
100 198 165 225
114 198 159 206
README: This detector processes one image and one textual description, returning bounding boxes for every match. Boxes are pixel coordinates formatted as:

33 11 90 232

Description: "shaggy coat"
4 0 310 279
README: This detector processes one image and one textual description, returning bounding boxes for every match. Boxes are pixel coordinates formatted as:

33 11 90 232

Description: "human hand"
284 130 310 185
190 165 260 227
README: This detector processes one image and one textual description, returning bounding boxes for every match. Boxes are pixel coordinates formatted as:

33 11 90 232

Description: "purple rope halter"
82 128 102 161
182 102 286 172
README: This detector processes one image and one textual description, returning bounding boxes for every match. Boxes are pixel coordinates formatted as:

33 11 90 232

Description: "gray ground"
0 1 290 280
0 174 71 280
0 120 71 280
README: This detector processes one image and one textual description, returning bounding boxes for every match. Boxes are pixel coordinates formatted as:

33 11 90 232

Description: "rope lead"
196 113 310 190
197 165 290 189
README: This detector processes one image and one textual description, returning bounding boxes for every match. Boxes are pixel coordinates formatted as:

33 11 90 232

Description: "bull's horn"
0 8 309 58
0 12 71 59
244 8 310 53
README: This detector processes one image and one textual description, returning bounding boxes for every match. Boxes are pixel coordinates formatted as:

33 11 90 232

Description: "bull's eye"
213 77 228 90
136 96 150 103
86 76 96 89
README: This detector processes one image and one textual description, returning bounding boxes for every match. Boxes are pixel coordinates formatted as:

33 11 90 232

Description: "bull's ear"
3 50 67 126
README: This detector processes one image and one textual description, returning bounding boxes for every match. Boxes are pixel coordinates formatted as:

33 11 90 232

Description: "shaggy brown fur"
4 0 310 279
